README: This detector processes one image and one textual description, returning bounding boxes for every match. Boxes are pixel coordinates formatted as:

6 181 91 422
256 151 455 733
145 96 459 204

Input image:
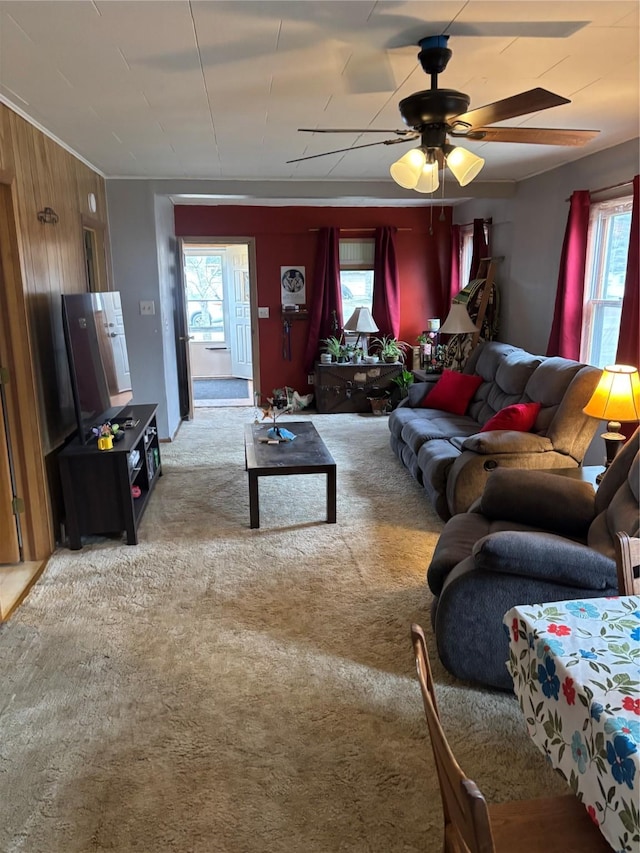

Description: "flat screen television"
61 291 134 444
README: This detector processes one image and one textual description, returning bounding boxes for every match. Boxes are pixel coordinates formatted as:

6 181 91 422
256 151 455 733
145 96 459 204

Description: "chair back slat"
411 624 496 853
614 532 640 595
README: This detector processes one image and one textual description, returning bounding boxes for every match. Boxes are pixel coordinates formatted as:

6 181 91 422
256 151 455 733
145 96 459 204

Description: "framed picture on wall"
281 266 306 305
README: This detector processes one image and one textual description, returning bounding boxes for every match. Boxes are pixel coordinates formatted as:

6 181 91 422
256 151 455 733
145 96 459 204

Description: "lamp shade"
439 303 478 335
414 161 440 194
446 146 485 187
583 364 640 422
343 306 378 334
389 148 426 190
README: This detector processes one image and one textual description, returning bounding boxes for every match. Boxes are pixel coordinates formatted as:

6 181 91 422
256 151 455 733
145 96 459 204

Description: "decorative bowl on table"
364 355 379 364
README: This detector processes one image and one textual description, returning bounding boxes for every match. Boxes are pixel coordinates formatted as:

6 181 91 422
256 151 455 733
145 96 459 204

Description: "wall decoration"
281 266 306 305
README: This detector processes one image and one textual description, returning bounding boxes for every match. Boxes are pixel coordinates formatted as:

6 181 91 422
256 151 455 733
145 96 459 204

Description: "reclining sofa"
426 428 640 691
388 341 601 520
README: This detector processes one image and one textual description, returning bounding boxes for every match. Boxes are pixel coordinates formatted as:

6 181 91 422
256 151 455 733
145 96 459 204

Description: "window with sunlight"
459 224 473 287
339 239 375 327
183 249 225 344
580 197 632 368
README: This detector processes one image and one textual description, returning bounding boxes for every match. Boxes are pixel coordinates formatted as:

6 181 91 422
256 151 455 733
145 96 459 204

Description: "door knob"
179 335 194 342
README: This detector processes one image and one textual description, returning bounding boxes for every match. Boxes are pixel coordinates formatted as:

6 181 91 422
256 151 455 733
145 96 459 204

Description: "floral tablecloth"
504 596 640 853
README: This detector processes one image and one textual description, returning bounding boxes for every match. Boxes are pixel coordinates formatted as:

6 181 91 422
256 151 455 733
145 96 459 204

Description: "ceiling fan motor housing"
398 89 470 130
417 35 453 76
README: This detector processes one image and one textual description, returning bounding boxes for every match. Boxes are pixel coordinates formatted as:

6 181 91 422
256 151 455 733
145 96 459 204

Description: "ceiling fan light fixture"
446 146 485 186
389 147 426 189
414 160 440 193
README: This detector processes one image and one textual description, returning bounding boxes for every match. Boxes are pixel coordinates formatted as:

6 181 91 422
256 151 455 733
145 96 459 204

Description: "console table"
58 404 162 549
314 363 403 413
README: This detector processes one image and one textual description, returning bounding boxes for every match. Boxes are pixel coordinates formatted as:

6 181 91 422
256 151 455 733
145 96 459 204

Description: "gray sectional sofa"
388 341 602 520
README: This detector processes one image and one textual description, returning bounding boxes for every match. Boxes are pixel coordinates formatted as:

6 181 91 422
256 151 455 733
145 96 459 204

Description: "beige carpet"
0 408 565 852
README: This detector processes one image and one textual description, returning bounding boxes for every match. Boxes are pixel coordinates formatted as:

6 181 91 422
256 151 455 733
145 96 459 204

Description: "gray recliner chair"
426 428 640 691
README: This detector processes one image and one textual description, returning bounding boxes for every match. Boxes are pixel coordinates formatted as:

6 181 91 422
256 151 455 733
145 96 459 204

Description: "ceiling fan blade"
451 88 570 130
298 128 415 136
454 127 599 146
287 137 412 164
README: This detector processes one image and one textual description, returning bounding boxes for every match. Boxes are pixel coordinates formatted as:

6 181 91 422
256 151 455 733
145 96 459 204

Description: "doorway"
180 240 256 411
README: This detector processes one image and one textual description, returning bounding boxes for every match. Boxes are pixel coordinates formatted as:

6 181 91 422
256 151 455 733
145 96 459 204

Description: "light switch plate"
140 300 155 315
257 307 269 319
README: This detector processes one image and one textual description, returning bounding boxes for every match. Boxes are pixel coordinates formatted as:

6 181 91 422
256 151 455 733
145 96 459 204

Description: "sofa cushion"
480 402 541 432
479 468 596 538
467 348 542 423
472 531 617 590
401 413 479 454
419 370 483 415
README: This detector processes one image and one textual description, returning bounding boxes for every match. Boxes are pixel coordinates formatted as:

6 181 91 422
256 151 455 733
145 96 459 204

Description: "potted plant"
322 335 343 362
392 368 414 398
366 387 391 415
352 346 364 364
372 335 408 364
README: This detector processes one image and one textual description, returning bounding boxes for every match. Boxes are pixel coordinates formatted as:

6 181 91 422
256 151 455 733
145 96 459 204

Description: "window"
580 197 632 368
459 224 473 288
339 239 375 327
183 249 225 344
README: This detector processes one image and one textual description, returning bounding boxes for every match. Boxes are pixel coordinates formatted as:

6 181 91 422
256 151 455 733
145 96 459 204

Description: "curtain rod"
308 227 411 232
565 178 633 202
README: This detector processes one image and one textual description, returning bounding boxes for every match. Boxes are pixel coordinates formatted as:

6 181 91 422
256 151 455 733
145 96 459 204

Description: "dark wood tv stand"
59 404 162 549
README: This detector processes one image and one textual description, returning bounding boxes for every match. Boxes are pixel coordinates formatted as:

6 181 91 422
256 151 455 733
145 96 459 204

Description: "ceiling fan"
287 35 599 192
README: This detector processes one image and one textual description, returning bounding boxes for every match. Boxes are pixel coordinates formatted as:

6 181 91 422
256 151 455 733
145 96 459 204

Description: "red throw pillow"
480 402 541 432
419 370 483 415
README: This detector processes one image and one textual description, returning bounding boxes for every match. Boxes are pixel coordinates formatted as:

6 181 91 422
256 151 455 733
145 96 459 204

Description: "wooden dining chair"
410 624 612 852
614 532 640 595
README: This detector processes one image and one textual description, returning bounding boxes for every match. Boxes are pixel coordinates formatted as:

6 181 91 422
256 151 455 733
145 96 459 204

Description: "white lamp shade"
583 364 640 422
414 161 440 194
343 306 379 333
439 302 478 335
389 148 426 190
446 146 485 187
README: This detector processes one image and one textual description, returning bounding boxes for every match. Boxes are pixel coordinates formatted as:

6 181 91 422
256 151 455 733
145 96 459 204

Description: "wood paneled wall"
0 101 110 559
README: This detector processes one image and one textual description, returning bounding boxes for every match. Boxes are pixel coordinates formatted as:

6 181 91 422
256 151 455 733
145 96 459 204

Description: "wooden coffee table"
244 422 337 529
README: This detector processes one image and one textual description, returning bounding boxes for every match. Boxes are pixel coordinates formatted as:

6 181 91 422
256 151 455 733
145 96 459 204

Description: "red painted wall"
174 205 452 398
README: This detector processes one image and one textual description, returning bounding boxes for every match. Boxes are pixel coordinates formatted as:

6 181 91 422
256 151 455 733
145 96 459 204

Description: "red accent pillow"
480 402 542 432
419 370 483 415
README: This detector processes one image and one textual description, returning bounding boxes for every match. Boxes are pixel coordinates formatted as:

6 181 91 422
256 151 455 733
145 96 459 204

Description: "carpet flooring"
193 378 250 400
0 408 566 852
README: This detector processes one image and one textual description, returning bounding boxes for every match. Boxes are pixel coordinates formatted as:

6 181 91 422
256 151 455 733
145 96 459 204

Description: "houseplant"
372 335 408 364
391 368 414 399
322 335 343 362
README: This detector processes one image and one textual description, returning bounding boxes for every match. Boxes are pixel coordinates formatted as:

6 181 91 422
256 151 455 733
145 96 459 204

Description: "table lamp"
343 306 378 351
439 302 478 370
583 364 640 481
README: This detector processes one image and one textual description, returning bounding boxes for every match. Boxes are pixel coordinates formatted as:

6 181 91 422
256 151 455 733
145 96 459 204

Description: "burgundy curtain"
449 223 461 302
304 227 342 372
615 175 639 369
546 190 591 359
372 226 400 338
469 218 489 280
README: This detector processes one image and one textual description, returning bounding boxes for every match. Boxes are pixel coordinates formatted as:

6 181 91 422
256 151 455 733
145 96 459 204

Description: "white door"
225 245 253 380
100 292 131 392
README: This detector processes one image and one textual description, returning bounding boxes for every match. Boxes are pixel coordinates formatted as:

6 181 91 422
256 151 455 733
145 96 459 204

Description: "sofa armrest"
479 468 596 538
406 382 431 407
473 531 617 590
462 431 553 455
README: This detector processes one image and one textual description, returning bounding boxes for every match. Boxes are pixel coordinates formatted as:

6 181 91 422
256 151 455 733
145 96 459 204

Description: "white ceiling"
0 0 638 202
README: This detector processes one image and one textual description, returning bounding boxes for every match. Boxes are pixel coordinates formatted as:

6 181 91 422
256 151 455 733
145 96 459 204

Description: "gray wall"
106 181 181 439
454 137 639 354
454 137 639 465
